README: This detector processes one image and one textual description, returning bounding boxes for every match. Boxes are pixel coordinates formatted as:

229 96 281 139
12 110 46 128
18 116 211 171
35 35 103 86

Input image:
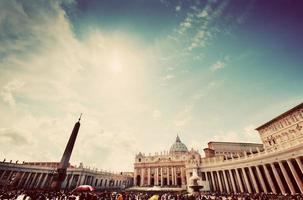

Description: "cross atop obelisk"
51 114 82 190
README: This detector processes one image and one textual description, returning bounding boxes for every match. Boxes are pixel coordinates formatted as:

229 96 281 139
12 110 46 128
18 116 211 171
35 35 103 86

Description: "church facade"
134 102 303 194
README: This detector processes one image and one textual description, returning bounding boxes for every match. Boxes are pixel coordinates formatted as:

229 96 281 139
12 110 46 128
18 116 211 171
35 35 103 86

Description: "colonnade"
204 157 303 195
0 166 133 190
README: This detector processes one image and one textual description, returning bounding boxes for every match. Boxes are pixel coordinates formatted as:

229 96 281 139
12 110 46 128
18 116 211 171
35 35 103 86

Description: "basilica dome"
169 135 188 154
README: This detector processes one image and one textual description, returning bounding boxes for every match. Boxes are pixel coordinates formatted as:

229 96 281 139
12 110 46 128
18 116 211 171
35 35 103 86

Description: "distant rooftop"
255 102 303 131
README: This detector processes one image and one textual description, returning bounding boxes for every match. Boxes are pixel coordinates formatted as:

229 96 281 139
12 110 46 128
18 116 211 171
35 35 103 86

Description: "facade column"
68 174 75 190
228 170 237 193
148 168 151 186
171 167 174 185
167 167 170 186
255 166 268 193
77 173 83 187
155 168 158 186
287 160 303 193
270 163 286 194
217 171 223 192
160 167 163 186
295 157 303 174
278 162 295 194
235 169 244 192
242 168 252 193
180 168 184 187
248 167 259 193
141 168 144 186
263 165 277 194
134 170 137 186
223 171 230 193
174 167 177 186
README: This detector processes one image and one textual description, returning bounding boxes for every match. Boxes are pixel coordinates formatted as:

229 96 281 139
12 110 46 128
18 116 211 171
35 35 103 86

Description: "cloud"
162 74 175 81
0 80 25 107
0 128 29 145
210 60 225 72
175 5 181 12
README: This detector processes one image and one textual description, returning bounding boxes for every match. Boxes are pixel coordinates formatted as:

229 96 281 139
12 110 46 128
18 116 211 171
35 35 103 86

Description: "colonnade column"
210 171 215 191
229 170 237 193
295 157 303 174
235 169 244 192
270 163 286 194
255 166 268 193
217 171 223 192
248 167 259 193
40 173 49 188
180 168 184 187
242 168 252 193
0 170 6 180
263 165 276 194
223 171 230 193
35 173 43 188
278 162 295 194
287 160 303 193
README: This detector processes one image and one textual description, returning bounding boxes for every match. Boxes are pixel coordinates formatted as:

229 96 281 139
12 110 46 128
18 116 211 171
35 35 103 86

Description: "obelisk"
51 114 82 190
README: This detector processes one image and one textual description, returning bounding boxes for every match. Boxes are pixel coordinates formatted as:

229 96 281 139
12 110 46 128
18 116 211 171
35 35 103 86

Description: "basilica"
134 102 303 194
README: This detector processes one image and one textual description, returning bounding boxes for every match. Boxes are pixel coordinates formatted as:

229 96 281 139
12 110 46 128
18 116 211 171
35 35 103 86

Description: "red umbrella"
73 185 95 192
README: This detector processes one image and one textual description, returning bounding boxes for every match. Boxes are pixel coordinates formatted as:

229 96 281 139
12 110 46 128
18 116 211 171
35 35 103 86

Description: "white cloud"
0 80 25 107
175 5 181 12
210 60 225 72
162 74 175 81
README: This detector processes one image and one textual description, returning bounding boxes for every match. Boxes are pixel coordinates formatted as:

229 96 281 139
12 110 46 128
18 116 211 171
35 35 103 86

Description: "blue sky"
0 0 302 171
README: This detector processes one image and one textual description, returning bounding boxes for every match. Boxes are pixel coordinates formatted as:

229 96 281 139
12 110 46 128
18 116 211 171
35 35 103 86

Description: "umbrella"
149 195 159 200
73 185 95 192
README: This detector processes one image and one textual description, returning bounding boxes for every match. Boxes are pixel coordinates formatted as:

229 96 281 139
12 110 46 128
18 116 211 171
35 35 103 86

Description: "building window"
138 158 141 162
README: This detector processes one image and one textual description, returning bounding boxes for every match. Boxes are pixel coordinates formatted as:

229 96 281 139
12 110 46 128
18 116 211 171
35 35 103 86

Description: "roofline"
207 141 263 145
255 102 303 131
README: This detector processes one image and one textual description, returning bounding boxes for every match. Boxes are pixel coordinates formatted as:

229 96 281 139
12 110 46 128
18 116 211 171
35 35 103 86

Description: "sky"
0 0 302 172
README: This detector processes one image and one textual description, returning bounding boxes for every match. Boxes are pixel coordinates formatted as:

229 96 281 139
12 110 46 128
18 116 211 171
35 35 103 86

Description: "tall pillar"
263 165 276 194
228 170 237 193
295 157 303 174
223 171 230 193
40 174 49 189
23 173 32 189
270 163 286 194
287 160 303 193
167 167 170 186
51 115 82 190
160 167 163 186
217 171 223 192
248 167 259 193
255 166 268 193
242 168 252 193
278 162 295 194
148 168 151 186
235 169 244 192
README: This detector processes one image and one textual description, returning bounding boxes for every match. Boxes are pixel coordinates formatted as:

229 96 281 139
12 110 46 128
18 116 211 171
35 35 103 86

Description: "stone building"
134 102 303 194
0 161 133 191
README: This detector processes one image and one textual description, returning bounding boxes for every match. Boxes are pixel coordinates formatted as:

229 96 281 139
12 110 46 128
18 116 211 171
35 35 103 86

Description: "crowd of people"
0 189 303 200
